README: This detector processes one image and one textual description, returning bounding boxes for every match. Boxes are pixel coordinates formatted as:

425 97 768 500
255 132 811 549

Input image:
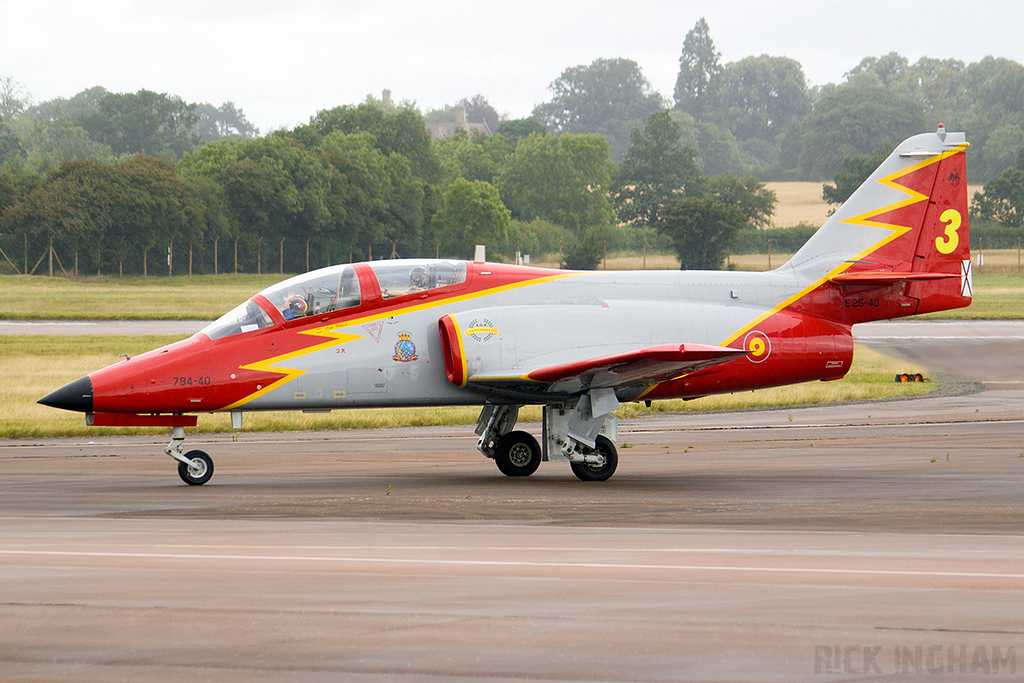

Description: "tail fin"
787 127 971 320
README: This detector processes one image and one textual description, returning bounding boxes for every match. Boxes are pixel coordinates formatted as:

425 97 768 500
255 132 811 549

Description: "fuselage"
77 258 855 417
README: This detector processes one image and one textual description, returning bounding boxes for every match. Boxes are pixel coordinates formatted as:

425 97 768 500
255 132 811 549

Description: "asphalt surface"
2 321 1023 681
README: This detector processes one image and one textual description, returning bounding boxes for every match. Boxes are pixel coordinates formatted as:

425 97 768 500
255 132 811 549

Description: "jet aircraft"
40 129 973 485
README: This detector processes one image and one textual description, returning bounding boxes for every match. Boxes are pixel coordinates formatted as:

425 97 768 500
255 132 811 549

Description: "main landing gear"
475 398 620 481
165 426 214 485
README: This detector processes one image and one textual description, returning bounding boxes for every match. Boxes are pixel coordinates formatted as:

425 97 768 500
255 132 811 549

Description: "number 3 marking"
935 209 961 255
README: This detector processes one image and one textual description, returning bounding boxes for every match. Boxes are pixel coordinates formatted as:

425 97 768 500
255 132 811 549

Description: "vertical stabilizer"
785 128 971 319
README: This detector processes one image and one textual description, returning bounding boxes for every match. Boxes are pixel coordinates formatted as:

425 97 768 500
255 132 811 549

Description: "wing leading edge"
520 343 749 387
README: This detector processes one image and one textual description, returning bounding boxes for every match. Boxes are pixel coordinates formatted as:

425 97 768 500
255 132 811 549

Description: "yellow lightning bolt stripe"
223 271 579 408
223 329 365 410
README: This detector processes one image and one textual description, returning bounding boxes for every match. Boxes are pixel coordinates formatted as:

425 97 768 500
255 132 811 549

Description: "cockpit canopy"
201 260 467 340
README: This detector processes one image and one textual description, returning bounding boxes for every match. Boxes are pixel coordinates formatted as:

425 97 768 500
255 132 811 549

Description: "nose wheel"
165 426 215 485
177 450 214 485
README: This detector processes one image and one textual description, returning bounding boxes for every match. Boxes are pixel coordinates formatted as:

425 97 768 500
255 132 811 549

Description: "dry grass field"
765 182 830 227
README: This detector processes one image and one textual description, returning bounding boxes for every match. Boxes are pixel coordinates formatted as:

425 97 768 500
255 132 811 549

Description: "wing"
513 343 749 387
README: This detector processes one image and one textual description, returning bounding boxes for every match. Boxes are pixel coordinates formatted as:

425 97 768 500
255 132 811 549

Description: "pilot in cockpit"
409 266 429 292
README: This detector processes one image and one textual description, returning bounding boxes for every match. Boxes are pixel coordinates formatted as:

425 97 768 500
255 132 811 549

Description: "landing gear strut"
474 398 620 481
165 425 214 485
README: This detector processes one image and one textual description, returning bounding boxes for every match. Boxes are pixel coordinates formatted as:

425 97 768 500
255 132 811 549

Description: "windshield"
201 299 274 340
369 260 466 299
260 264 362 320
201 264 362 340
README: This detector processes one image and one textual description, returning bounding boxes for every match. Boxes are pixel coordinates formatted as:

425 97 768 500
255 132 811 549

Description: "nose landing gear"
165 425 214 485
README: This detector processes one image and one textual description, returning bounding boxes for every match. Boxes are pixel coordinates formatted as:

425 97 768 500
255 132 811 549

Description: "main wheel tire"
178 450 214 486
570 436 618 482
494 431 542 477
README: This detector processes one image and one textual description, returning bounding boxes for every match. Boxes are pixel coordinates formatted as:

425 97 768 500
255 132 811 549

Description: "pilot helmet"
410 266 428 288
288 296 307 317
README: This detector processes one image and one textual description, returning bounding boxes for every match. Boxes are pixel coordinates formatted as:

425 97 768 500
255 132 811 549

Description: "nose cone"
39 376 94 413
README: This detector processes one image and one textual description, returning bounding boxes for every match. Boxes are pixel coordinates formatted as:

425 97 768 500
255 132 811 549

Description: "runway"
2 322 1023 681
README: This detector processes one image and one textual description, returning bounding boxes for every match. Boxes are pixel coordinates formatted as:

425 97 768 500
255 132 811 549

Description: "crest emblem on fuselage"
466 318 498 342
393 331 418 362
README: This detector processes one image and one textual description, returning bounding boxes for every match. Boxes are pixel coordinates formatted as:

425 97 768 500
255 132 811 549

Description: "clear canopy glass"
201 299 274 340
368 259 466 299
259 264 361 320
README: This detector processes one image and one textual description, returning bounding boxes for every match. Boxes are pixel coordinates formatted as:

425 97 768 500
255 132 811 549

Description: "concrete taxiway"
1 322 1022 681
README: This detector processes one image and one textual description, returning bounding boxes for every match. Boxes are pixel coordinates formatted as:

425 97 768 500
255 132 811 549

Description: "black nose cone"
39 376 94 413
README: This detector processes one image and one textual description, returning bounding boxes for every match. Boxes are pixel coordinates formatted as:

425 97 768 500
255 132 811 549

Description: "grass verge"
5 336 933 439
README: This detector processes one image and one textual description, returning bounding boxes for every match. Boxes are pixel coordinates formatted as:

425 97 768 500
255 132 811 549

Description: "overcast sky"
3 0 1022 133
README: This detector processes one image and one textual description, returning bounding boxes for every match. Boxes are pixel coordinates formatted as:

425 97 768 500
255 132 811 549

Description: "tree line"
0 85 772 275
4 17 1024 276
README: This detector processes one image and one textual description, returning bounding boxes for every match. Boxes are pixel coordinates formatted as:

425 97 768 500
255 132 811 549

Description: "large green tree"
179 134 334 270
431 178 510 258
797 83 925 179
673 18 722 122
0 116 23 170
310 102 440 183
657 196 745 270
532 58 665 161
0 75 30 120
434 129 512 186
78 89 200 159
26 106 112 171
720 55 810 143
704 174 777 229
848 53 967 131
495 132 615 234
495 118 547 148
611 111 702 227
